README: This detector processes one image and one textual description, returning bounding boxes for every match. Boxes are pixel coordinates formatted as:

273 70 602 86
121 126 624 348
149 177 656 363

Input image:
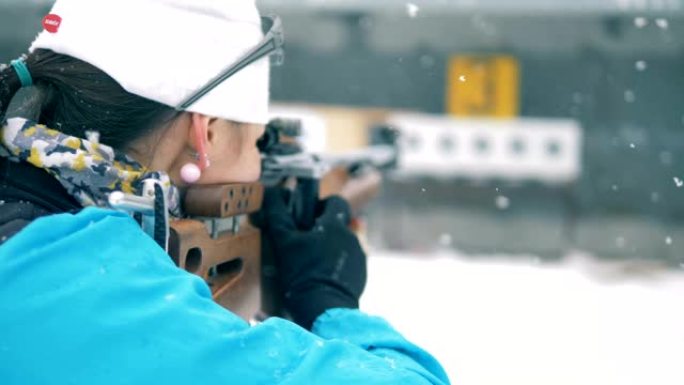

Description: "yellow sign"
446 55 520 118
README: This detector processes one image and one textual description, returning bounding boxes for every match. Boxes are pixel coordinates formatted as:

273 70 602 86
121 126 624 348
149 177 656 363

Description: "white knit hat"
30 0 271 124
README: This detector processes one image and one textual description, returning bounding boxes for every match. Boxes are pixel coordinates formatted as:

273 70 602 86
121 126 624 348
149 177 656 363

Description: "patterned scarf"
0 117 181 215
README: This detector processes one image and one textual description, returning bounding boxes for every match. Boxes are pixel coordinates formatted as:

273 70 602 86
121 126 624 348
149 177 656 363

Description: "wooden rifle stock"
168 183 264 321
168 168 382 321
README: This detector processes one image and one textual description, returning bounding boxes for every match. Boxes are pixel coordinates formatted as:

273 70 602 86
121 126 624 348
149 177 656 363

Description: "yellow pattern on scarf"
73 153 87 171
27 146 43 167
65 137 82 150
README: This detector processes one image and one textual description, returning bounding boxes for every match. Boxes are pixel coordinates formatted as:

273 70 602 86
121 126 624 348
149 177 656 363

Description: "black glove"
259 187 367 329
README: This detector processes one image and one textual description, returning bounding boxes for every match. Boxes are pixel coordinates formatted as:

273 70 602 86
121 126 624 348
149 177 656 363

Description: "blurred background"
2 0 684 384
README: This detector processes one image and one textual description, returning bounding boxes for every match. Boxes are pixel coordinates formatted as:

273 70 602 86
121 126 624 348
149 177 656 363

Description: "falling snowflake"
439 233 452 247
495 196 510 210
384 357 398 369
624 90 636 103
660 151 673 166
406 3 420 18
420 55 435 69
635 60 648 71
655 18 669 29
666 237 673 245
674 177 684 188
85 130 100 144
572 92 584 104
459 75 467 82
634 17 648 28
651 192 660 203
629 143 636 149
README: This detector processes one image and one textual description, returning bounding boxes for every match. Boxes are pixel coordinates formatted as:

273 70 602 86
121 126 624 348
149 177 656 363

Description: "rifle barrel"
318 145 397 169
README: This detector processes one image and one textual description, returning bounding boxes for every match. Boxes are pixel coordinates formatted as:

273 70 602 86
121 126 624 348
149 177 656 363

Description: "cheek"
239 147 262 181
235 129 263 180
210 135 241 169
203 127 262 183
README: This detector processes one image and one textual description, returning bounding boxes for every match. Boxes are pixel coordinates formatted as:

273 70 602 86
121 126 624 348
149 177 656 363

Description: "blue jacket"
0 208 450 384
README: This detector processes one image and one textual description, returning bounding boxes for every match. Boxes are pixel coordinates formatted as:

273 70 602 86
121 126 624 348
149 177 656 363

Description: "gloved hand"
259 187 367 330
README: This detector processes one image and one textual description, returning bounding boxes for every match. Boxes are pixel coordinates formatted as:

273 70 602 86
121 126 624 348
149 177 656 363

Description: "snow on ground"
361 249 684 385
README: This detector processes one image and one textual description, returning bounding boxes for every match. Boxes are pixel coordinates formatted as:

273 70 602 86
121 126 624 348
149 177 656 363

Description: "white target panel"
388 113 583 185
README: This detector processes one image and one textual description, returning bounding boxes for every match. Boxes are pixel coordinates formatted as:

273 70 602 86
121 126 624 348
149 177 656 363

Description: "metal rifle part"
258 118 323 230
108 191 154 215
107 179 170 251
318 145 397 171
258 118 399 230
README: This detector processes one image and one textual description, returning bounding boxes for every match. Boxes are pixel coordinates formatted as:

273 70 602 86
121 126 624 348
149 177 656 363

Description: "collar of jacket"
0 156 82 242
0 156 81 214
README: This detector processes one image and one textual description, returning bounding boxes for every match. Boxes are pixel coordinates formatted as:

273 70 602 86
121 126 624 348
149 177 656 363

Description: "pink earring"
181 125 210 184
180 163 202 184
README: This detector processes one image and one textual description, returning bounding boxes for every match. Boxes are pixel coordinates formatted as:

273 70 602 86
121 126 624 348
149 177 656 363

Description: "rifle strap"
153 183 170 251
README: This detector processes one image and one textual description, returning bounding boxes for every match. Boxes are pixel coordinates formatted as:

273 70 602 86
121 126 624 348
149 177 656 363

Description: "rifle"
112 118 398 321
255 119 398 318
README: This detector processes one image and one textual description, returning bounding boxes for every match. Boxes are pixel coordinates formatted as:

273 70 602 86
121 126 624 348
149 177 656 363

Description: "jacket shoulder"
0 207 151 261
0 157 82 243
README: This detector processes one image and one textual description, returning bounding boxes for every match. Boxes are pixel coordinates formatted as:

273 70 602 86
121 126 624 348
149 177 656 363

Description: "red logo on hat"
42 14 62 33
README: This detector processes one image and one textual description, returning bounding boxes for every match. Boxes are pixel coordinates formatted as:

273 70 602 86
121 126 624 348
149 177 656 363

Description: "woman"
0 0 450 384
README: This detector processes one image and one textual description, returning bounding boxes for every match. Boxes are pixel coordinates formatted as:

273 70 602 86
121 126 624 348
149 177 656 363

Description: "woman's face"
197 119 265 185
130 113 265 187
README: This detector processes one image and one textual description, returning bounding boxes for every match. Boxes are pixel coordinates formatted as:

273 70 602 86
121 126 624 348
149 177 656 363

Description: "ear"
190 113 211 169
205 117 222 145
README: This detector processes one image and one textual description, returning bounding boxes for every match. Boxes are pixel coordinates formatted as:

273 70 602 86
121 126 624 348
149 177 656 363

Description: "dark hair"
0 49 179 150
